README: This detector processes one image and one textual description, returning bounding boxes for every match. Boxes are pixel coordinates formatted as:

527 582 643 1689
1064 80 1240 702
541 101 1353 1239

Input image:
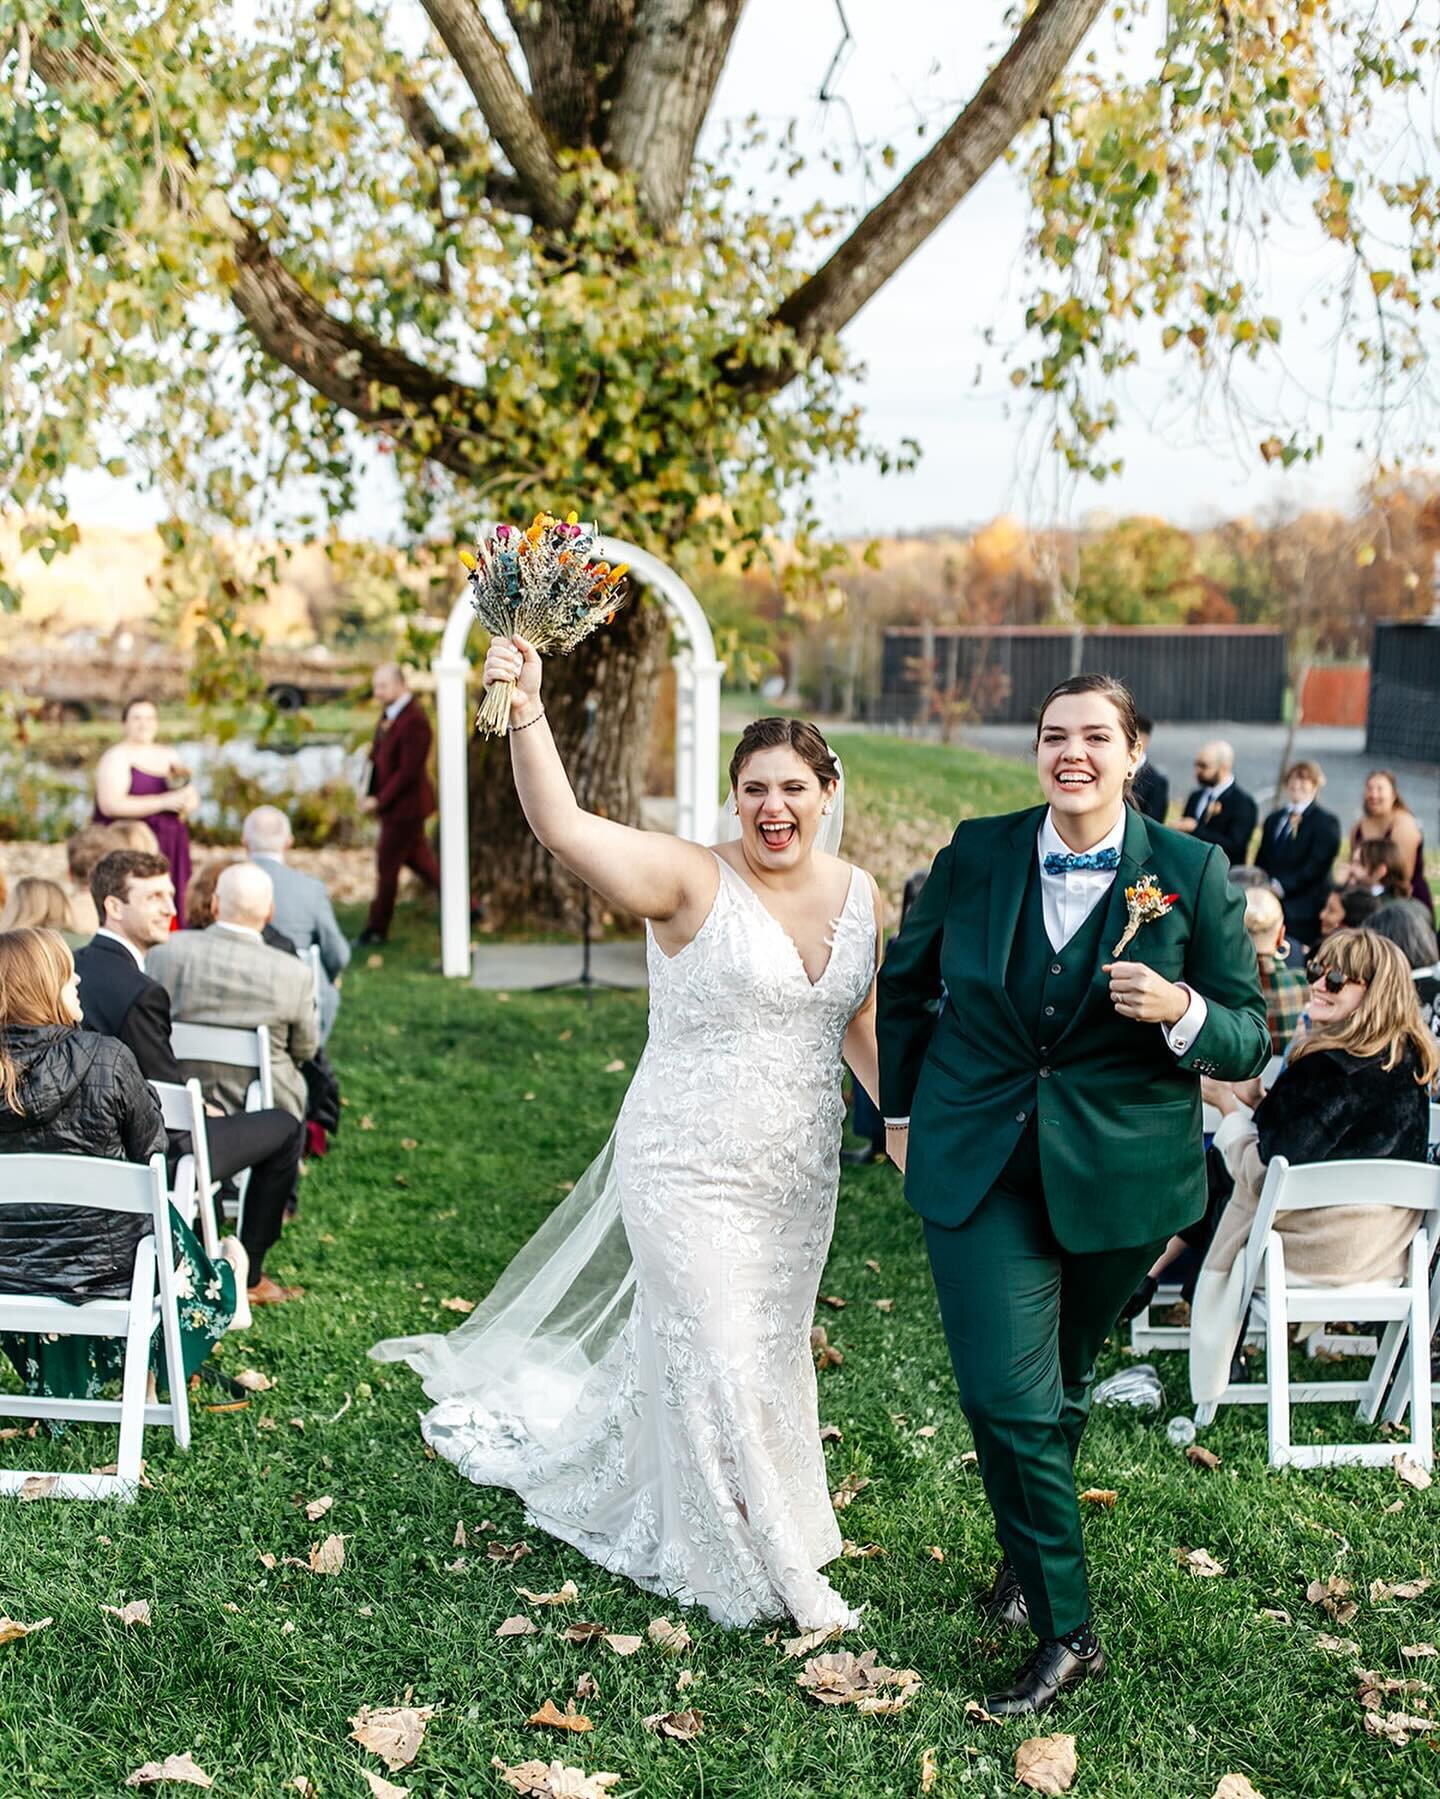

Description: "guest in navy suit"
1176 741 1257 869
1255 760 1342 955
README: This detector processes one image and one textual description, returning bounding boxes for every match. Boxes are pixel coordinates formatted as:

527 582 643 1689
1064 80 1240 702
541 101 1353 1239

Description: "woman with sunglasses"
1189 928 1439 1406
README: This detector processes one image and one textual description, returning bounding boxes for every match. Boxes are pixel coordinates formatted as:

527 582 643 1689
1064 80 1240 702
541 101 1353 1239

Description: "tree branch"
727 0 1106 392
391 77 538 217
604 0 749 228
419 0 572 229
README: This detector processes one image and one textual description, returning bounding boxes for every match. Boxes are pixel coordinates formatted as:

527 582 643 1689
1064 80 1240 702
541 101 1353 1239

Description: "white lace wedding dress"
372 852 875 1628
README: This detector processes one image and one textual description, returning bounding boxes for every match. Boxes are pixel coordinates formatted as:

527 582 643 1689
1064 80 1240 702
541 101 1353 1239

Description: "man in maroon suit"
357 662 440 945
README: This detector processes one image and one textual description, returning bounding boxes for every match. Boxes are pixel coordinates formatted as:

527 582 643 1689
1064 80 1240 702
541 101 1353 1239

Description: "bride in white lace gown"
372 634 882 1629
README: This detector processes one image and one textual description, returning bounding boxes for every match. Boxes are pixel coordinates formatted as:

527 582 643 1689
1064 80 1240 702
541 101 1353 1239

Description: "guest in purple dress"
1350 770 1433 921
93 698 198 917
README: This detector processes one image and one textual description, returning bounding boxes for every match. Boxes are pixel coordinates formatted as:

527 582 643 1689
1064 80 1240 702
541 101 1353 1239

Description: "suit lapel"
986 808 1044 1048
1053 805 1152 1049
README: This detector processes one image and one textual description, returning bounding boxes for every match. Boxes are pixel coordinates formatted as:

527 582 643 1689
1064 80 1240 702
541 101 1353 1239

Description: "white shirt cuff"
883 1117 910 1129
1162 983 1208 1057
1211 1104 1257 1156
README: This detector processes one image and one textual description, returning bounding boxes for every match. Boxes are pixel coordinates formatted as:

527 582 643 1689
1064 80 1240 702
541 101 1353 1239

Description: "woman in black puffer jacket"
0 926 237 1402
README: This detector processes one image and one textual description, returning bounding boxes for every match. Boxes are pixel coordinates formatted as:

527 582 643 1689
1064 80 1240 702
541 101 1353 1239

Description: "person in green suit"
876 674 1269 1716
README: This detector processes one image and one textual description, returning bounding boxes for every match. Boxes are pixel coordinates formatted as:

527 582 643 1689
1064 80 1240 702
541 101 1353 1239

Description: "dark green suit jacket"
876 804 1271 1252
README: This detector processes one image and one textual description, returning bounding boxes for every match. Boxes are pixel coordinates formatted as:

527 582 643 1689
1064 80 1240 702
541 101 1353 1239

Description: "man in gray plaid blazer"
242 805 351 1043
147 862 318 1121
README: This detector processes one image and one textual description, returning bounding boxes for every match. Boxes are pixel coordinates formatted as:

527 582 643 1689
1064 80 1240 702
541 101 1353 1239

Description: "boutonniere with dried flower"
1112 873 1179 957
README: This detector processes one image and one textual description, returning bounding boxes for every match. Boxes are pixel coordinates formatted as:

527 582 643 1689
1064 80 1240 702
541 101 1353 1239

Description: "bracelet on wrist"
509 705 546 733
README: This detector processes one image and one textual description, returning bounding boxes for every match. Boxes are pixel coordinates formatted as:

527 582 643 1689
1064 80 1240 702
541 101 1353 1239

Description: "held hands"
1103 961 1189 1026
170 783 200 815
482 633 544 724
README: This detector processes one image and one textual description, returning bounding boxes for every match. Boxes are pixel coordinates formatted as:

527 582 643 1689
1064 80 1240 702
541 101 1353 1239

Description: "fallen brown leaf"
830 1472 871 1511
915 1425 938 1439
811 1326 844 1371
0 1616 52 1645
1394 1456 1433 1491
496 1616 539 1638
926 1546 945 1563
784 1624 844 1658
1371 1576 1432 1603
1014 1732 1077 1794
488 1541 533 1565
233 1368 276 1392
18 1475 56 1501
101 1600 152 1628
309 1535 345 1575
527 1698 593 1734
676 1669 694 1692
453 1521 468 1549
350 1704 436 1771
440 1297 476 1314
602 1633 643 1656
1257 1608 1293 1625
365 953 384 970
841 1541 886 1559
124 1753 214 1789
304 1496 334 1523
575 1673 599 1701
1079 1489 1118 1508
796 1648 922 1714
1364 1709 1437 1745
602 1059 625 1073
643 1708 703 1740
1401 1644 1438 1659
647 1617 694 1655
920 1747 939 1792
864 1258 882 1273
1383 1498 1406 1514
561 1622 609 1644
400 1138 419 1151
819 1294 847 1310
964 1699 1003 1725
960 1450 979 1467
516 1581 580 1607
358 1772 409 1799
1314 1633 1359 1655
874 1298 895 1313
359 1115 376 1130
1175 1547 1226 1578
1305 1575 1357 1623
1213 1778 1266 1799
819 1424 843 1443
258 1552 278 1571
490 1758 621 1799
1187 1445 1223 1471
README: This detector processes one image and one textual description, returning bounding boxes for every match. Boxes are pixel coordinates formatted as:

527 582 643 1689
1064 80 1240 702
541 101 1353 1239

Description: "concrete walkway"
470 939 649 991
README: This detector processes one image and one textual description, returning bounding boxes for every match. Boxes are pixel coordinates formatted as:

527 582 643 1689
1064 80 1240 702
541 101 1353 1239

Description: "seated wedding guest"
187 855 298 953
1369 899 1440 1038
1177 740 1257 867
0 877 86 952
1318 883 1382 937
242 805 350 1043
65 823 125 937
1352 769 1433 917
0 926 239 1402
1243 887 1307 1055
1189 929 1438 1404
147 862 318 1124
1255 760 1342 955
1345 836 1413 901
1129 714 1169 822
75 850 305 1307
93 697 198 915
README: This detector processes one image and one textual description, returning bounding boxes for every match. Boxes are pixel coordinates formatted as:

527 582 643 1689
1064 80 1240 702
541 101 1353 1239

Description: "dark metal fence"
1366 621 1440 763
876 627 1288 724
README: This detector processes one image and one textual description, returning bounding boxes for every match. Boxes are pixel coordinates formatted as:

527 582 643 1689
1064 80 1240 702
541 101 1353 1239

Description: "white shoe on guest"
219 1237 252 1331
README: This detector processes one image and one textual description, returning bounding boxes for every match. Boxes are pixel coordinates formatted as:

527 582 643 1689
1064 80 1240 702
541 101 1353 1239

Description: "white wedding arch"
432 537 726 978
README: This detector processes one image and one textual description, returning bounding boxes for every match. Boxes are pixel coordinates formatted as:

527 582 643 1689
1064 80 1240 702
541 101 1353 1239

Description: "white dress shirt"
1191 774 1234 819
94 926 146 971
383 692 413 724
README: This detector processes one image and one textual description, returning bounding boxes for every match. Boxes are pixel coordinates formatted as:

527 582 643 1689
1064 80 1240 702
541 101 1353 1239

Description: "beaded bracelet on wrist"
509 706 546 733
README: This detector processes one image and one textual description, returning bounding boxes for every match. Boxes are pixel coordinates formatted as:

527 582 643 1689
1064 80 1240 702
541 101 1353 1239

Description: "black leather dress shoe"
354 928 387 948
977 1558 1028 1630
983 1637 1106 1717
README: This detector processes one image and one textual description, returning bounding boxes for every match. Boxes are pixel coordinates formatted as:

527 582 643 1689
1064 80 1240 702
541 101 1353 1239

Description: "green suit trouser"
924 1151 1166 1640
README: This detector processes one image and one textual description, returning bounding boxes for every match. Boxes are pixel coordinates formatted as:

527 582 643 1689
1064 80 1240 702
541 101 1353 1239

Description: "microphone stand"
535 694 626 1005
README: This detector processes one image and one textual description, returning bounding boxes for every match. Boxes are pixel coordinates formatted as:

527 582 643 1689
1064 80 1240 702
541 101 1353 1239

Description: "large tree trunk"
468 596 670 931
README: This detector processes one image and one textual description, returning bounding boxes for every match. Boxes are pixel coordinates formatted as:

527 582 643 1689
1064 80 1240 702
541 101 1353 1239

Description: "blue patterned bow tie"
1043 847 1121 875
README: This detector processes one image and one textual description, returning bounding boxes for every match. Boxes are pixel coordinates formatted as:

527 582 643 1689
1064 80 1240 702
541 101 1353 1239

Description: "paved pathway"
470 940 648 991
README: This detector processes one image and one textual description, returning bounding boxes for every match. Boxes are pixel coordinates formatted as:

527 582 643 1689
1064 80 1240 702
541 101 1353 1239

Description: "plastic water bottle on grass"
1166 1414 1197 1447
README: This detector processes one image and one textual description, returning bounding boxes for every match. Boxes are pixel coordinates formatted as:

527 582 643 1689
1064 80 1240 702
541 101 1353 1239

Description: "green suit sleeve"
876 834 957 1118
1174 844 1271 1081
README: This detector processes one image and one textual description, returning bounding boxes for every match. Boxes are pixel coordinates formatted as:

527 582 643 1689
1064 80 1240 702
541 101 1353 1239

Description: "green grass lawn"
3 737 1439 1798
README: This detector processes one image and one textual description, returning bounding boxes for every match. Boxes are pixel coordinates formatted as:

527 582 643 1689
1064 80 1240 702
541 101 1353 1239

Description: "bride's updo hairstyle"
729 718 841 792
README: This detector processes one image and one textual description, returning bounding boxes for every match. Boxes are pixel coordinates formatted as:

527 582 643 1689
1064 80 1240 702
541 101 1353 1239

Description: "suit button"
1043 1005 1056 1017
1014 1110 1027 1123
1050 963 1063 975
1039 1066 1052 1079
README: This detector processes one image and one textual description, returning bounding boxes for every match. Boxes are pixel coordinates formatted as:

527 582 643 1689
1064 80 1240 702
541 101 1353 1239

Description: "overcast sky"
64 0 1390 539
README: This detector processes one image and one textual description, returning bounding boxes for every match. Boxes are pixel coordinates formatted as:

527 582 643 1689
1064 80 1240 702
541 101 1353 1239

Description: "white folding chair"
0 1153 189 1500
304 944 323 1036
148 1077 220 1259
1194 1156 1440 1469
170 1022 274 1114
169 1023 274 1233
